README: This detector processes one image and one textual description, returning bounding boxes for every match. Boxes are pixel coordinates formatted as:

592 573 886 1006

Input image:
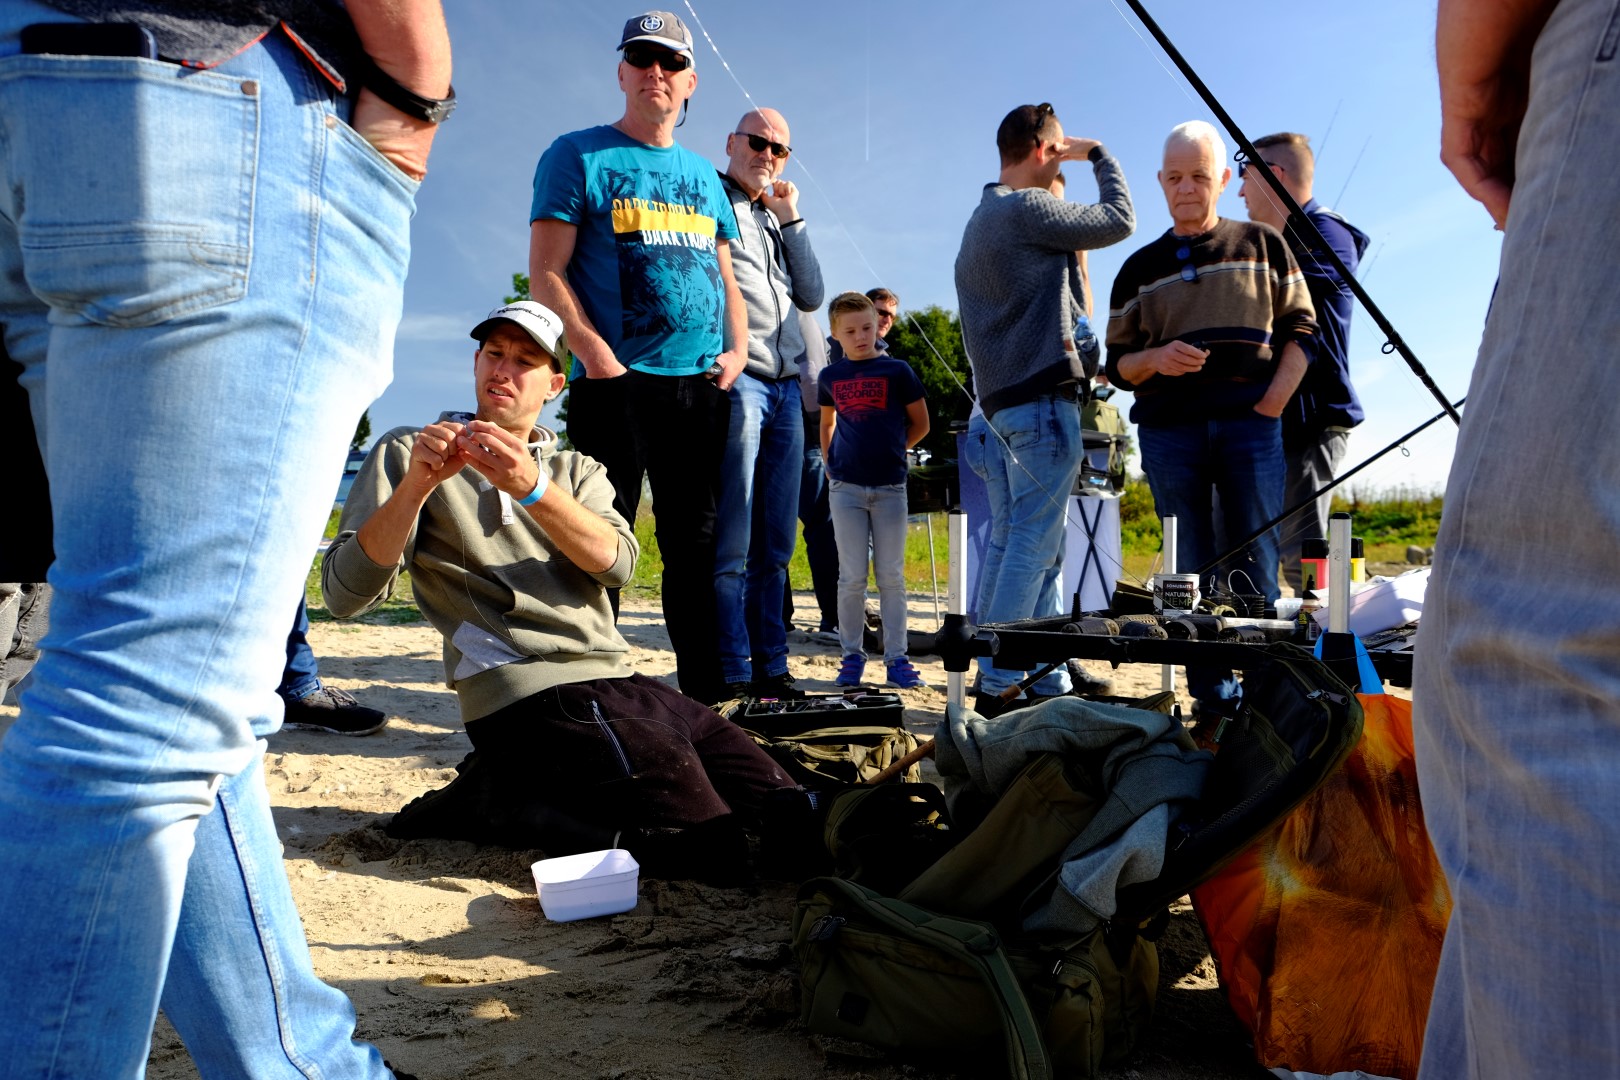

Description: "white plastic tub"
530 848 640 922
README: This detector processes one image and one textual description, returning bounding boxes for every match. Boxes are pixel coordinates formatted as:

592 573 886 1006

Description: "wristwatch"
356 52 457 124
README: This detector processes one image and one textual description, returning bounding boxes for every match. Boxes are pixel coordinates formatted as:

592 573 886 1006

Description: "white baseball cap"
469 301 570 365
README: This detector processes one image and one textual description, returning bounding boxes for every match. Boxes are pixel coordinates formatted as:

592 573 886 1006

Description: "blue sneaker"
835 653 867 687
886 659 928 690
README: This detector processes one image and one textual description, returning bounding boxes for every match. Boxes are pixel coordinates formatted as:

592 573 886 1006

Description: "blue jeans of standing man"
975 394 1083 697
280 597 321 701
1137 413 1285 710
962 411 1007 627
0 17 410 1077
828 480 910 662
797 410 840 631
1416 2 1620 1075
716 372 804 685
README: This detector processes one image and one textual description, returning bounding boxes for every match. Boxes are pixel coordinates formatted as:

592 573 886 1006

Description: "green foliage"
349 409 371 453
504 272 529 305
1117 478 1162 553
1329 486 1445 545
882 305 973 462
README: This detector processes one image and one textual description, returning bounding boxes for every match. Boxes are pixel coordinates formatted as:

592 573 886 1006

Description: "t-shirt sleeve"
899 362 926 404
708 171 741 241
531 136 586 225
817 368 834 407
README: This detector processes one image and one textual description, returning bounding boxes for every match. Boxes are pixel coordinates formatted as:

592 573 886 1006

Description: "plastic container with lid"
531 848 640 922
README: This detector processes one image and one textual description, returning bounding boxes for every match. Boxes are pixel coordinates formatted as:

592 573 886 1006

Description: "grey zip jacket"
720 171 825 381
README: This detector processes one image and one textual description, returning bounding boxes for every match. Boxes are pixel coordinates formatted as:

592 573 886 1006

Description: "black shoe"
721 681 753 703
1065 660 1116 699
971 690 1018 719
752 671 803 699
280 683 387 736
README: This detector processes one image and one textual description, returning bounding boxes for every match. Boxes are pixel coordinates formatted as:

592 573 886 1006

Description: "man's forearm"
1114 350 1155 388
1256 341 1309 416
1437 0 1558 96
354 480 432 569
345 0 452 93
526 485 624 575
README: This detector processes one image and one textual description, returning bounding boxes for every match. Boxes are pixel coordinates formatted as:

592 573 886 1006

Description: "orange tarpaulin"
1191 694 1451 1079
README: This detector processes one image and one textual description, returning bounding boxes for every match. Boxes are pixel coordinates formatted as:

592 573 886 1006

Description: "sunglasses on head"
622 44 691 72
1236 158 1280 179
735 131 791 158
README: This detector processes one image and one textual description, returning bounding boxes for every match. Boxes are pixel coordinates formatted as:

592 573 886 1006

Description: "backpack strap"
800 876 1054 1080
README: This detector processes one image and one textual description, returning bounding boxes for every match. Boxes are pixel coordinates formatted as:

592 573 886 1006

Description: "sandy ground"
3 593 1285 1080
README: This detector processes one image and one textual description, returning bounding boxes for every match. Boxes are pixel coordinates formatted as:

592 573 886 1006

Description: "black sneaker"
722 681 753 703
280 683 387 736
752 671 803 698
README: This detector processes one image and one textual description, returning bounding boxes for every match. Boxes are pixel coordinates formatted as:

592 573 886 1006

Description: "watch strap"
356 52 457 124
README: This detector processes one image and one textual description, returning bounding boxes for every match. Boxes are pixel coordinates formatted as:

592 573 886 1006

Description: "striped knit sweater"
1105 218 1317 425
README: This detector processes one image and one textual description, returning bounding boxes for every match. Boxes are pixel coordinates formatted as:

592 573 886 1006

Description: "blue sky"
380 0 1497 493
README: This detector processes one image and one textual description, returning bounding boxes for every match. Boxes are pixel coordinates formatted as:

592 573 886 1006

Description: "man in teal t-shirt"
528 10 747 705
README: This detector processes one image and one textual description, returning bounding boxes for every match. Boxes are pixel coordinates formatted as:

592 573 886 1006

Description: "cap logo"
640 15 665 32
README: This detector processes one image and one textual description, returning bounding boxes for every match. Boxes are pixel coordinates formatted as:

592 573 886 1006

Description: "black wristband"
1088 144 1105 164
778 217 804 229
356 52 457 124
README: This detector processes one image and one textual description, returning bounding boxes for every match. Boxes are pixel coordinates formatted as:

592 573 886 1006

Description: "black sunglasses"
735 131 791 158
1236 158 1280 178
622 44 691 72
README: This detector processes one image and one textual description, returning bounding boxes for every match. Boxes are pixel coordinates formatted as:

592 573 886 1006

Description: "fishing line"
681 0 1150 594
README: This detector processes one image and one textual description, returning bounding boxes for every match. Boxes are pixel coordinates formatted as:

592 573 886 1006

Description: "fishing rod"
1120 0 1462 428
1193 397 1465 580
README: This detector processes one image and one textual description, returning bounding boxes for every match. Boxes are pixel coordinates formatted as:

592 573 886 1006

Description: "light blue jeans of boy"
0 13 410 1077
829 479 910 662
974 394 1081 697
1415 1 1620 1075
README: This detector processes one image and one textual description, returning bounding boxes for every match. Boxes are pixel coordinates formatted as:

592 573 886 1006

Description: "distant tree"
505 271 571 448
882 305 973 461
350 408 371 453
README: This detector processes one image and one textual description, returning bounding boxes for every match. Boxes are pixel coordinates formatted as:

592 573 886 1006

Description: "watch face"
425 96 457 124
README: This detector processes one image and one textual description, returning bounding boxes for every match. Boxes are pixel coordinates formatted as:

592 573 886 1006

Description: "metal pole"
1328 512 1353 635
946 510 968 709
1160 515 1177 694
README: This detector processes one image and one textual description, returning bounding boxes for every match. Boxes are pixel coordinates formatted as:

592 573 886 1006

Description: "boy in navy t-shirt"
817 292 930 689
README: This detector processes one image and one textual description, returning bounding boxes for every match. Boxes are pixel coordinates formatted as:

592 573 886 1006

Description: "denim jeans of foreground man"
1415 1 1620 1075
716 372 804 686
0 17 411 1078
973 394 1083 698
829 480 910 662
1138 413 1285 711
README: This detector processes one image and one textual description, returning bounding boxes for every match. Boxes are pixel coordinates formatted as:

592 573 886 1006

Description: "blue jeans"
280 597 321 701
1415 2 1620 1075
962 412 1006 628
0 16 410 1077
974 395 1083 697
828 480 909 662
715 373 803 684
798 411 839 631
1138 414 1285 709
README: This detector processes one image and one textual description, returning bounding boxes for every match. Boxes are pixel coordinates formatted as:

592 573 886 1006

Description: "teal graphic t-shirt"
532 126 739 377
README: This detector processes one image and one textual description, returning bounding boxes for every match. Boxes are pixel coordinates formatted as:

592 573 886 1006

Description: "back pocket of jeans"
4 57 255 327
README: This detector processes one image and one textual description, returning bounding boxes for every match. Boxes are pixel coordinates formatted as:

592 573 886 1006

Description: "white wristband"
517 470 548 506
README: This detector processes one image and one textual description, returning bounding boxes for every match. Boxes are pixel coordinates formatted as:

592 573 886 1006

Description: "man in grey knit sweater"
954 103 1134 714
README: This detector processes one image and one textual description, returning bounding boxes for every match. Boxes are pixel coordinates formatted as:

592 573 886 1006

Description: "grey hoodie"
720 172 825 381
322 412 638 723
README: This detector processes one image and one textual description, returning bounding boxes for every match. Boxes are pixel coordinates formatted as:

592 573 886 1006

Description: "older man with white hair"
1105 120 1317 716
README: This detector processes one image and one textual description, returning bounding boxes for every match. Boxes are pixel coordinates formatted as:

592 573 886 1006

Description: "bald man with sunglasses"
714 107 825 699
529 10 748 705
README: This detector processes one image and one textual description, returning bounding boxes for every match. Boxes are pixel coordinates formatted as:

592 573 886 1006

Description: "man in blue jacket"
1240 132 1370 593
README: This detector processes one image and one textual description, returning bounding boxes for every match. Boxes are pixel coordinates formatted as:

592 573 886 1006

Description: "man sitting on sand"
321 301 797 877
